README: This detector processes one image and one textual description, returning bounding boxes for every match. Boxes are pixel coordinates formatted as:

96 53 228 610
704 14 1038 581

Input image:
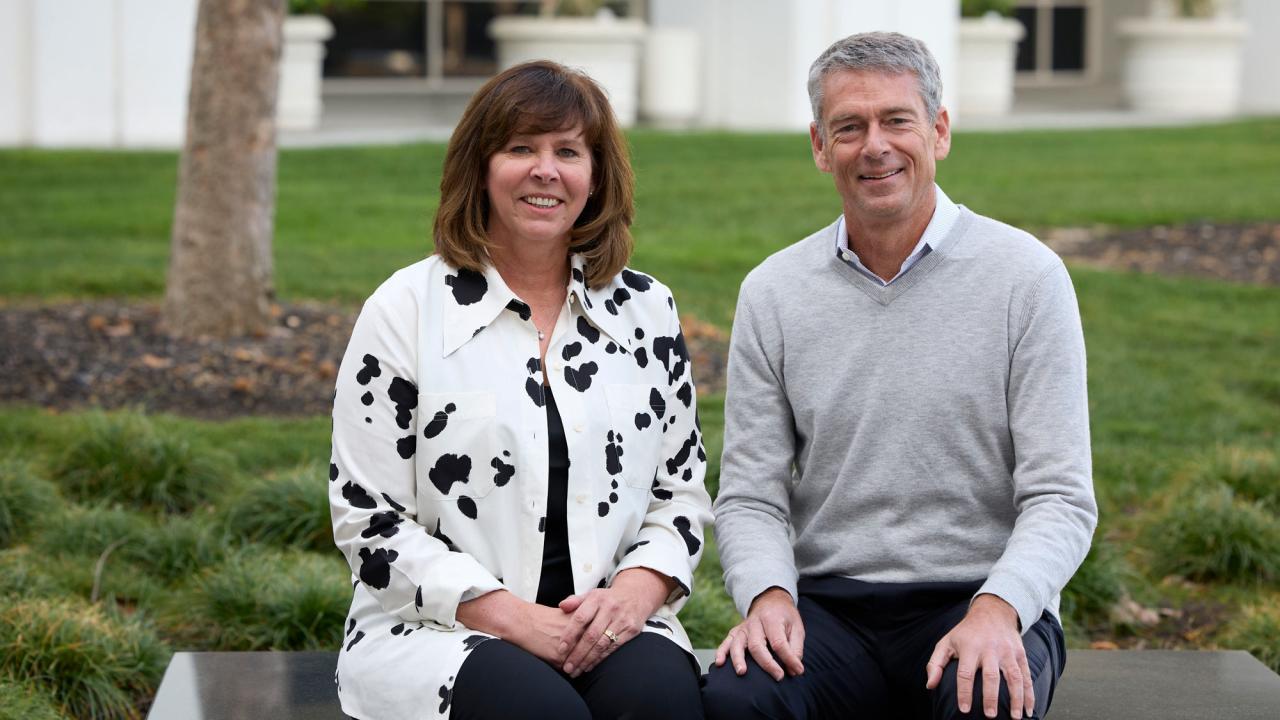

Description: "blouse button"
573 423 584 433
575 494 586 504
583 563 592 573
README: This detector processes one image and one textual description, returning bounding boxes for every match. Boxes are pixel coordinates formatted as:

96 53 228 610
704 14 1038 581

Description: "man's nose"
862 125 890 158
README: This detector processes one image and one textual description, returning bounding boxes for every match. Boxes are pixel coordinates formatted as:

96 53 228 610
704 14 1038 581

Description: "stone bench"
147 649 1280 719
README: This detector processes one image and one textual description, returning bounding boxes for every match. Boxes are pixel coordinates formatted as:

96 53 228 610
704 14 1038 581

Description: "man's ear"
933 106 952 161
809 122 832 173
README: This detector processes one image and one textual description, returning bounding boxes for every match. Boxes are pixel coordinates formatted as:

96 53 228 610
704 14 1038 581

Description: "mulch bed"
2 221 1276 420
0 300 729 420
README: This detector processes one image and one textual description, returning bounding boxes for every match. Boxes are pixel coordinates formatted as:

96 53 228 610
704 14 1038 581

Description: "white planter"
279 14 333 131
641 27 699 128
956 15 1024 118
488 15 646 127
1118 17 1247 116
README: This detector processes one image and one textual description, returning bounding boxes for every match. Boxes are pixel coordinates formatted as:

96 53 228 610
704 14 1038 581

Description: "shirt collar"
567 254 640 352
441 254 636 357
441 261 524 358
834 184 959 285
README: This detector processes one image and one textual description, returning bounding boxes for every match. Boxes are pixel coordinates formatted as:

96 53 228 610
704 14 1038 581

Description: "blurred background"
0 1 1277 718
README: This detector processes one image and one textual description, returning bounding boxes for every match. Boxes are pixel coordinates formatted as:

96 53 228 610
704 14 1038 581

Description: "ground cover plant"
1 122 1278 715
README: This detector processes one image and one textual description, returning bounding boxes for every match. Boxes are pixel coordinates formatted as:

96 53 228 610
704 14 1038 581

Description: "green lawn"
2 122 1279 716
3 119 1279 326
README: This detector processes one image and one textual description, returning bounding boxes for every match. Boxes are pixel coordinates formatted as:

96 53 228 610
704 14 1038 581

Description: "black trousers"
702 577 1066 720
451 632 703 720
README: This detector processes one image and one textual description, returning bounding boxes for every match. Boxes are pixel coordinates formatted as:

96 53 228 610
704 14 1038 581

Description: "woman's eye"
557 148 580 158
510 145 532 154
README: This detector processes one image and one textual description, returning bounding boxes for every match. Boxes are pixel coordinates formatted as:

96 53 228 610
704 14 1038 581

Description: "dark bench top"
147 649 1280 719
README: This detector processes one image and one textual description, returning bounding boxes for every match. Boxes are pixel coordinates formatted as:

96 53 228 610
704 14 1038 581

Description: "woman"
328 61 711 720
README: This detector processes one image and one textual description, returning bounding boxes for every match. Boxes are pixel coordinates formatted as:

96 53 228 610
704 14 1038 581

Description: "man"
702 32 1096 720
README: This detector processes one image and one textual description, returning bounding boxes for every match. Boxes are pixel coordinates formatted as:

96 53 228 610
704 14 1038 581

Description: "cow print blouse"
329 253 712 644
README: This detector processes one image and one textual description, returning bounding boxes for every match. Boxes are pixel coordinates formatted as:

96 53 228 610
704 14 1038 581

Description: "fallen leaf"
1090 640 1118 650
103 320 134 338
141 354 172 369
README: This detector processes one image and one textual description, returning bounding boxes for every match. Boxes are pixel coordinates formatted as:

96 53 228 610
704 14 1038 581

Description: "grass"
52 411 233 513
0 598 169 720
169 547 350 651
220 463 333 552
0 457 61 548
3 119 1279 327
1145 483 1280 585
1 125 1279 710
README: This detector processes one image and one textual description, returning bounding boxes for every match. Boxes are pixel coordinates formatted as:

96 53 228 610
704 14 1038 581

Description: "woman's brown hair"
433 61 634 288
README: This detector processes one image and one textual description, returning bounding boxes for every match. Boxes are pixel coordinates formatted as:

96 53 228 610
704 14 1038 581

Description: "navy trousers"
702 577 1066 720
451 632 703 720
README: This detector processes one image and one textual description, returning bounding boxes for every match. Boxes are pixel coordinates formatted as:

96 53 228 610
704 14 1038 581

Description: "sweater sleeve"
713 277 801 617
978 261 1098 633
329 285 503 628
612 294 714 609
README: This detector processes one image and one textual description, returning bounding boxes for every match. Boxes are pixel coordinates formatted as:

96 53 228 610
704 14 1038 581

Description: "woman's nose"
530 152 559 182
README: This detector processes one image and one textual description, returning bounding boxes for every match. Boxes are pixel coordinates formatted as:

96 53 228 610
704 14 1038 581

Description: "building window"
1014 0 1093 81
315 0 637 90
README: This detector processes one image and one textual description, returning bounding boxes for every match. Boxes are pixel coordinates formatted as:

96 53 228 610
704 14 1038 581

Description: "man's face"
809 69 950 230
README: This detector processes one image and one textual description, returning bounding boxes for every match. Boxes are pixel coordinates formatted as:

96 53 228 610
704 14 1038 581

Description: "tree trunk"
164 0 286 338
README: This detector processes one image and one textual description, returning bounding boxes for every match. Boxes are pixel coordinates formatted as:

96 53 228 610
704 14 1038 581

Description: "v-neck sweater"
714 206 1097 634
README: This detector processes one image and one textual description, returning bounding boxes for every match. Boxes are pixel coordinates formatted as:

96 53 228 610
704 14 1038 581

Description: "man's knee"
930 661 1019 720
702 660 795 720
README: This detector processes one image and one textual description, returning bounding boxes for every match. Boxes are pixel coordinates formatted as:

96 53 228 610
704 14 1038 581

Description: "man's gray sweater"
714 207 1097 633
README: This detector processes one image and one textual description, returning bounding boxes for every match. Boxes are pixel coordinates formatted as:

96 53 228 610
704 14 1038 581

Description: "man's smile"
859 168 903 181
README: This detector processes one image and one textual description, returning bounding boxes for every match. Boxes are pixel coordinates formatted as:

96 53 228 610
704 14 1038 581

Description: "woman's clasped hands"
555 567 672 677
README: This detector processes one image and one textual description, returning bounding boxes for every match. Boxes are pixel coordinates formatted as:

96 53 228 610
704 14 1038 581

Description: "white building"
1 0 1277 148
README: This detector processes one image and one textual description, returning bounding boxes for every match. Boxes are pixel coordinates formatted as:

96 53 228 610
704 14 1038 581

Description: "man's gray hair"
807 32 943 132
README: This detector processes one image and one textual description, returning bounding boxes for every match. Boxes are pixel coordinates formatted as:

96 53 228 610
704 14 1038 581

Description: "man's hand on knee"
713 587 805 681
924 594 1034 719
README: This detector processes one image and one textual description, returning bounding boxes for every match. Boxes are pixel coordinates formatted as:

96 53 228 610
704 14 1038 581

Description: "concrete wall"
0 0 34 144
650 0 959 131
1240 0 1280 113
0 0 196 148
120 0 199 146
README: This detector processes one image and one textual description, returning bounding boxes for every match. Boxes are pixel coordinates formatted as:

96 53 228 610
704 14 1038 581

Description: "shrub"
1146 483 1280 584
0 598 169 720
1193 446 1280 511
0 548 76 599
52 411 232 513
127 513 226 583
0 457 62 548
1220 603 1280 674
30 505 167 603
1060 538 1129 629
0 679 64 720
34 504 148 559
221 464 332 552
178 548 349 651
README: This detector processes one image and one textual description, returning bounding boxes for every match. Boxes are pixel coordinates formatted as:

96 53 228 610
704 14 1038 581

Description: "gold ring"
603 629 619 644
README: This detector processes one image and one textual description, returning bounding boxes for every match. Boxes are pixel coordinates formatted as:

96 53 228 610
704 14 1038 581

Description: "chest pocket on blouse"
418 391 498 501
606 384 667 490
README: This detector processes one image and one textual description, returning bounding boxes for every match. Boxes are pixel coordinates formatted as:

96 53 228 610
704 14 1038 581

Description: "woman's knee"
452 640 589 720
580 633 703 719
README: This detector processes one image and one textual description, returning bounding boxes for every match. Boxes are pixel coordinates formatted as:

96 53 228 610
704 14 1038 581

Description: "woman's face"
485 125 594 251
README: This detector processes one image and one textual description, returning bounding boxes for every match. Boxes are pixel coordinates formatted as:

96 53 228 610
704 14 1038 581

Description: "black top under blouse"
535 386 575 607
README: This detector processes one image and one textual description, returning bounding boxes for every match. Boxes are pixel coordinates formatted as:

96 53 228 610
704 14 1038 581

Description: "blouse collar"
442 254 637 357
